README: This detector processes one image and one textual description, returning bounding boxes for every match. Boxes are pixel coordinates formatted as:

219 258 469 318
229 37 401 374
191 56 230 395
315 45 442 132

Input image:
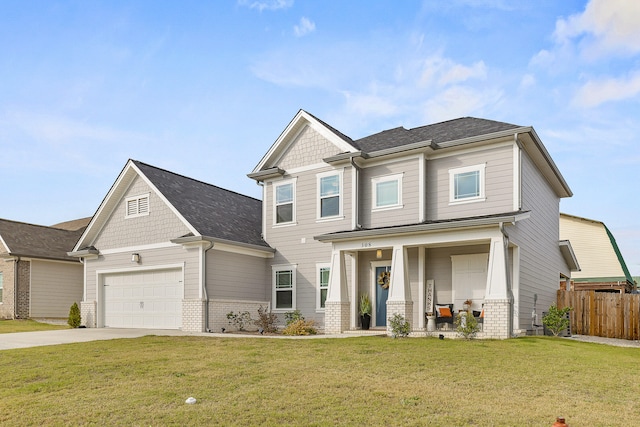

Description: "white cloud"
553 0 640 58
419 55 486 87
238 0 293 12
519 74 536 89
294 17 315 37
573 70 640 107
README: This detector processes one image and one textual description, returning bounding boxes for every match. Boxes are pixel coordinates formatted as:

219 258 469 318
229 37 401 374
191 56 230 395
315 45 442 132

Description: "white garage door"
103 268 182 329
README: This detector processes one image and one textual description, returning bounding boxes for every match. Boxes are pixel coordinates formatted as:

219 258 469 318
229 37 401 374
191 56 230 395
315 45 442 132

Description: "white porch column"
387 245 413 334
484 234 512 339
325 249 350 333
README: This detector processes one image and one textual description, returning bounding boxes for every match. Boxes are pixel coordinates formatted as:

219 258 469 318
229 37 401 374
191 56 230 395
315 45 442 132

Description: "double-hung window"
125 194 150 218
449 164 486 204
274 180 295 225
372 173 403 210
273 265 296 310
317 264 330 310
317 172 342 219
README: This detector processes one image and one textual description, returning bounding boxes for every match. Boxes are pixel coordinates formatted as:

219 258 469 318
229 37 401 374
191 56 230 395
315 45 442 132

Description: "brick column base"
81 301 97 328
386 301 413 336
182 299 206 332
325 301 350 334
482 299 511 339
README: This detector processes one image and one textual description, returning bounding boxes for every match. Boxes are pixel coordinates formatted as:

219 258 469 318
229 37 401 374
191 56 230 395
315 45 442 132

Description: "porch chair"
434 304 454 330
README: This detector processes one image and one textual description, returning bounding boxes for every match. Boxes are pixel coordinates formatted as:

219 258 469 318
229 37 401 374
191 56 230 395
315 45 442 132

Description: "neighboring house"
68 160 274 332
248 110 579 338
0 217 89 321
559 213 634 293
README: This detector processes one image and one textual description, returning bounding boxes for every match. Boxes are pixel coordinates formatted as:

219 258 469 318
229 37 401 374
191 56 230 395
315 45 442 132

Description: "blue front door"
375 265 391 326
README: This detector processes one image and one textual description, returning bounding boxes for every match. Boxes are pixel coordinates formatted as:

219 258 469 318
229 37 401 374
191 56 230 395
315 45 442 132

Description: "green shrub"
68 302 81 328
543 304 571 336
455 312 480 339
254 305 278 333
388 313 410 338
282 319 317 336
284 309 304 326
226 311 252 331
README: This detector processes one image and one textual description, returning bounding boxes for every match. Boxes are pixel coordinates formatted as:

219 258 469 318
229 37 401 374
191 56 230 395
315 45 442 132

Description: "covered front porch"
315 214 526 339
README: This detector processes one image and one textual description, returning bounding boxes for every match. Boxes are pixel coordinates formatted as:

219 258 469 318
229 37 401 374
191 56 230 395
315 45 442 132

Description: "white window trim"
371 173 403 211
272 264 297 312
272 178 297 227
449 164 486 205
316 170 344 221
125 193 150 218
316 263 330 312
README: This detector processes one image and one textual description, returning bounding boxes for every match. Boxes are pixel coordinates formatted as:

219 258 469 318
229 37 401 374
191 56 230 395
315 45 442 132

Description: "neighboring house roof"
73 160 270 252
132 161 268 248
250 109 572 198
0 218 86 262
559 213 633 285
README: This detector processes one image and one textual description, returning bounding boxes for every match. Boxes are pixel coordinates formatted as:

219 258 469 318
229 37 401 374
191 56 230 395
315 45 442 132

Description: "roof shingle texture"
133 161 268 248
349 117 521 152
0 219 86 261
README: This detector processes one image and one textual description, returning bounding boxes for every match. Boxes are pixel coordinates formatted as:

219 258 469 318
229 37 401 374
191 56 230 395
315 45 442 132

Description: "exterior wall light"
376 249 382 259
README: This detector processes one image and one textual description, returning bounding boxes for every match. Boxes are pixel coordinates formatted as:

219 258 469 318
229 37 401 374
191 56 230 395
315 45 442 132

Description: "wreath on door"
377 271 390 289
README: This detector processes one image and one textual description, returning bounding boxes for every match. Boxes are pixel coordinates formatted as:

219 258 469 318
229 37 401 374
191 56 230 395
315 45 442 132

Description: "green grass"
0 319 69 333
0 335 639 426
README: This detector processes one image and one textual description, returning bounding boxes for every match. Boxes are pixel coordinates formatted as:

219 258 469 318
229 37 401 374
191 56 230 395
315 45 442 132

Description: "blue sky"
1 0 639 274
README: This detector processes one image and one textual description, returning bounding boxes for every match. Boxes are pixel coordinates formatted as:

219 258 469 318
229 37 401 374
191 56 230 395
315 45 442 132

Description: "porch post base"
482 299 511 339
325 301 350 334
386 301 413 336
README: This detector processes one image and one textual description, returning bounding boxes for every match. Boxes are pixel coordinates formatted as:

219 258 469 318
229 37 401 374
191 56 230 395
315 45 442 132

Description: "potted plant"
359 294 372 330
463 299 473 311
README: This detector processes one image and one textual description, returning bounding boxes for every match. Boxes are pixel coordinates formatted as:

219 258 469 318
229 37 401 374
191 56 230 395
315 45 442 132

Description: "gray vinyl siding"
84 245 200 301
426 144 514 220
207 250 270 301
29 260 83 318
94 176 191 250
360 158 420 228
509 150 566 331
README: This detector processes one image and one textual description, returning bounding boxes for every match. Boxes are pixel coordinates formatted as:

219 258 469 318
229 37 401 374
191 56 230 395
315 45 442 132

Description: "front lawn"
0 319 69 334
0 335 638 426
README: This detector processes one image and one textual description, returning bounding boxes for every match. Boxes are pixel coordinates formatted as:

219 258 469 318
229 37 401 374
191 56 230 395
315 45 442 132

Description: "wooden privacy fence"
557 290 640 340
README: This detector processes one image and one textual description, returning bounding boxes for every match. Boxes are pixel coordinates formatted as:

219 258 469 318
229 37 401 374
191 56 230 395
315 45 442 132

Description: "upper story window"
317 171 342 219
125 194 150 218
449 164 486 204
274 180 296 225
372 173 403 210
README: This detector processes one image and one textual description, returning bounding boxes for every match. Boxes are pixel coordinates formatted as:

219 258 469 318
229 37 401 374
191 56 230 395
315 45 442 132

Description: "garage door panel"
103 268 182 329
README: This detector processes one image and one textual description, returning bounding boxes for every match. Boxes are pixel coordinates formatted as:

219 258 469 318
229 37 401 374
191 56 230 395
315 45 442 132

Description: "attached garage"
102 267 183 329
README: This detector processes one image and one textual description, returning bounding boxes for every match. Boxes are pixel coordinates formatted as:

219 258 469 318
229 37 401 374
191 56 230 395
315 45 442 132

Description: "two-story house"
248 110 578 338
69 109 577 339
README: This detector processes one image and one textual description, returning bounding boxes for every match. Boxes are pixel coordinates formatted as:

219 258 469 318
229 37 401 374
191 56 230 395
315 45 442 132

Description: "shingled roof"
0 219 86 262
133 161 268 248
351 117 521 152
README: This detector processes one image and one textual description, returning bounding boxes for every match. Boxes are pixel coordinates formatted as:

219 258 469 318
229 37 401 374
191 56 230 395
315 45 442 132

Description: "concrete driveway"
0 328 193 350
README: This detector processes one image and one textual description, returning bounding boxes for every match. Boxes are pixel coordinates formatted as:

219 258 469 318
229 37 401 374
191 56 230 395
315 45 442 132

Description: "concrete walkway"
0 328 385 351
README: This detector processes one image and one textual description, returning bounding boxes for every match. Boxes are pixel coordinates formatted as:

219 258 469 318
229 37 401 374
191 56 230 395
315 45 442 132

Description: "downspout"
203 240 214 332
350 156 362 230
499 222 513 335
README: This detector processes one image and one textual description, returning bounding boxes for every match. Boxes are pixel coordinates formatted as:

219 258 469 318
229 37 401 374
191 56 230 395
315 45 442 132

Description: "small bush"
282 319 317 336
68 302 81 328
284 309 304 326
254 305 278 333
388 313 410 338
226 311 252 331
455 312 480 339
543 304 571 336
